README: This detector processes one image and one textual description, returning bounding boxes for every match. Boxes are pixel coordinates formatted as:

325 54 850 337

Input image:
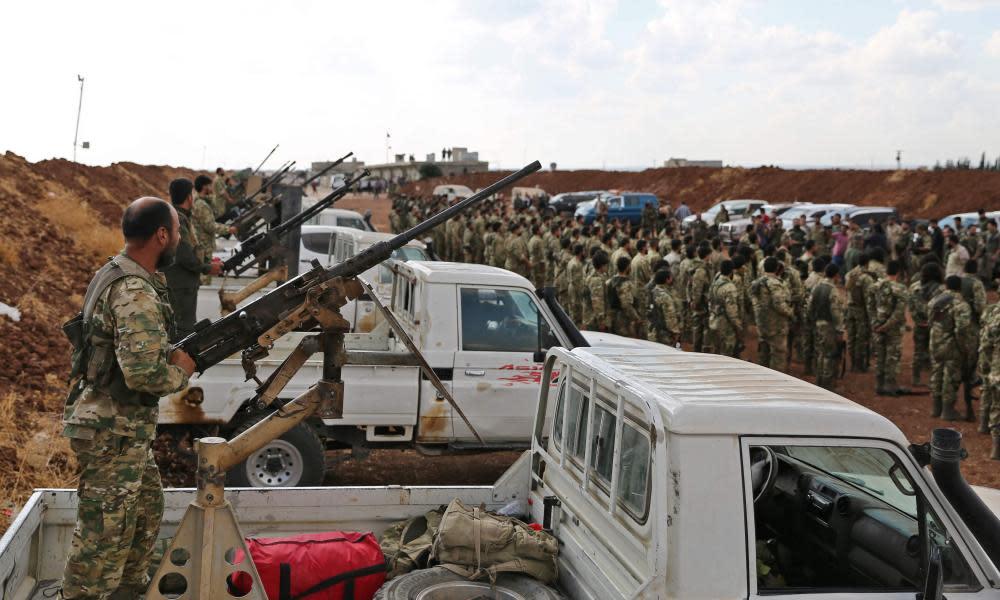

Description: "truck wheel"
375 567 563 600
226 417 325 488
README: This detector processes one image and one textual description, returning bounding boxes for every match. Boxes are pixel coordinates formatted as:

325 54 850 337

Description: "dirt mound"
402 166 1000 219
0 152 197 531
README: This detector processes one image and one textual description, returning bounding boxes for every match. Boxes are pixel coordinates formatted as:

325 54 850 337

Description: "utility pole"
73 75 85 162
895 150 902 170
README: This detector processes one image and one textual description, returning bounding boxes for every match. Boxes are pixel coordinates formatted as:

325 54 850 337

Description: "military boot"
930 396 943 418
941 401 962 422
992 436 1000 461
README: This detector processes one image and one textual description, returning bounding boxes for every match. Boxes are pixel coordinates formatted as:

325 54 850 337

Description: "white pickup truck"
5 346 1000 599
172 260 648 487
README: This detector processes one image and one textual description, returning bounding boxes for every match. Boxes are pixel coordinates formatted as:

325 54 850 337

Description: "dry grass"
0 391 76 534
0 238 18 267
37 190 122 259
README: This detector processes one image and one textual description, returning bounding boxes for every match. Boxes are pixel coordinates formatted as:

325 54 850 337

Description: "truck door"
451 286 560 443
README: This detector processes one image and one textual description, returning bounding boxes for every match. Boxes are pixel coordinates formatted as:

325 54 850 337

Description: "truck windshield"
460 288 558 352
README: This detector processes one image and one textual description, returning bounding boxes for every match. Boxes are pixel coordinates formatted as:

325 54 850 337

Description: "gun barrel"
273 169 369 235
240 161 296 208
301 152 353 188
251 144 280 175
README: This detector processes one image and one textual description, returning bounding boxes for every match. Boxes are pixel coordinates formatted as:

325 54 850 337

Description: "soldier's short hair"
636 239 648 252
194 175 213 192
812 257 826 273
169 178 194 206
965 259 979 274
122 197 174 242
685 246 696 259
560 237 571 249
616 256 631 273
573 243 584 256
804 239 815 251
732 255 746 269
654 268 670 284
763 257 779 273
887 260 900 276
697 245 711 259
824 263 840 278
593 251 609 269
651 258 667 272
946 275 962 291
859 253 871 266
720 260 734 276
921 262 943 283
671 239 682 251
602 232 614 244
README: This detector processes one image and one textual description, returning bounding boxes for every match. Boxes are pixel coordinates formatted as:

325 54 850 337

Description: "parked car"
937 211 1000 231
574 192 659 225
546 190 606 215
307 207 372 231
432 184 474 202
821 206 899 228
718 202 800 241
681 199 767 230
779 203 855 229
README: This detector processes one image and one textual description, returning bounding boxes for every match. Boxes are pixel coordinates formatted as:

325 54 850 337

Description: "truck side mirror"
921 545 943 600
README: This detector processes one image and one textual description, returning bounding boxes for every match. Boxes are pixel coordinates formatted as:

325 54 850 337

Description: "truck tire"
375 567 563 600
226 416 325 488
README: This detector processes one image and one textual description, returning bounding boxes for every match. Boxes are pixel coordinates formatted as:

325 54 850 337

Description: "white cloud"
931 0 1000 11
987 31 1000 57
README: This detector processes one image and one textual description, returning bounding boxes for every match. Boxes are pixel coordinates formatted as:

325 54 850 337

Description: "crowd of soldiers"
392 195 1000 460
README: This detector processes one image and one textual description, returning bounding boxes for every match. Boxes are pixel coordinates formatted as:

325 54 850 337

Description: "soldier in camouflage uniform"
607 256 640 337
871 260 909 395
808 264 846 390
61 197 197 600
687 246 712 352
528 224 546 289
647 268 681 346
750 257 796 371
979 295 1000 458
491 222 507 268
192 175 234 268
482 221 496 266
504 221 530 277
162 179 220 341
565 244 586 324
211 168 230 218
707 260 742 357
929 276 975 420
844 254 876 372
585 251 610 331
909 262 944 387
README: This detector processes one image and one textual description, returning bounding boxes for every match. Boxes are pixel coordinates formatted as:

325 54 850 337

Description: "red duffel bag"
230 531 387 600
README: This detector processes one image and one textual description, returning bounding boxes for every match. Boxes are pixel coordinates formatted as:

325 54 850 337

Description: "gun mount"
152 161 541 599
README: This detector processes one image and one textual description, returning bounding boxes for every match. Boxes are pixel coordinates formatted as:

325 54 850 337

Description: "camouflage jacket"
807 280 846 332
708 275 742 332
192 196 229 262
63 253 190 440
687 258 710 311
648 285 681 343
908 281 943 328
163 207 208 289
585 271 609 330
978 304 1000 380
871 278 908 333
750 274 795 337
929 290 974 357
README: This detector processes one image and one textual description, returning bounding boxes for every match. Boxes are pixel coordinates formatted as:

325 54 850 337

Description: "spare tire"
375 566 563 600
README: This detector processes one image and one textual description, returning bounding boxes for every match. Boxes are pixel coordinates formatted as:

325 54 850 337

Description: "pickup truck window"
459 288 557 352
618 424 650 518
750 443 977 594
301 232 335 254
552 383 588 461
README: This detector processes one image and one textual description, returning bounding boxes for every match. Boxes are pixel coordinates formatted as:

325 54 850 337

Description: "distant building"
663 157 723 168
366 146 489 183
308 157 366 186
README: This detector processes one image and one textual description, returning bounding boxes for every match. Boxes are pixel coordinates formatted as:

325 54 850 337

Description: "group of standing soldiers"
392 195 1000 460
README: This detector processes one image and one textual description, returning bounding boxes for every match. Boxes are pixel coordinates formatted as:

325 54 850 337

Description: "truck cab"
6 345 1000 599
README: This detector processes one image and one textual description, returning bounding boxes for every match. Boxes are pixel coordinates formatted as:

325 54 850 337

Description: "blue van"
574 192 659 225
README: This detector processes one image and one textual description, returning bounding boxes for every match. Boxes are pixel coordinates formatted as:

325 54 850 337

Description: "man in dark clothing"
163 178 220 340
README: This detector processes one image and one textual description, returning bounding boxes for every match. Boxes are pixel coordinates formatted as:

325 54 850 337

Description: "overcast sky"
3 0 1000 171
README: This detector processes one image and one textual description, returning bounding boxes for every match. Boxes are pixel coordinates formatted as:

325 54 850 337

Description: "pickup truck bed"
0 455 530 600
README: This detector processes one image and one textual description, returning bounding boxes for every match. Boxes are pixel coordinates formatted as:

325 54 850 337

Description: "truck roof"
400 261 533 288
571 346 905 442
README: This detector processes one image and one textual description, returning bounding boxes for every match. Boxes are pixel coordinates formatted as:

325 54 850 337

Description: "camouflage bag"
431 499 558 584
380 506 446 580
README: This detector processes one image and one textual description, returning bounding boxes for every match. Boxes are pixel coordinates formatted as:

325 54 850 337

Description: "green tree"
419 164 443 179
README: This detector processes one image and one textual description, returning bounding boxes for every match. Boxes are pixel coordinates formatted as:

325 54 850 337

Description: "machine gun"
230 153 353 240
250 143 279 176
154 162 541 599
224 160 297 222
221 168 369 277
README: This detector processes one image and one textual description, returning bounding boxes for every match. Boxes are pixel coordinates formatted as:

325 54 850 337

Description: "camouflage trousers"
874 330 904 390
648 329 678 348
985 380 1000 435
912 325 930 384
846 308 870 370
612 315 636 338
814 322 840 389
62 429 164 600
532 267 546 290
799 324 814 374
930 353 962 409
691 309 708 353
757 329 788 372
709 319 740 358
